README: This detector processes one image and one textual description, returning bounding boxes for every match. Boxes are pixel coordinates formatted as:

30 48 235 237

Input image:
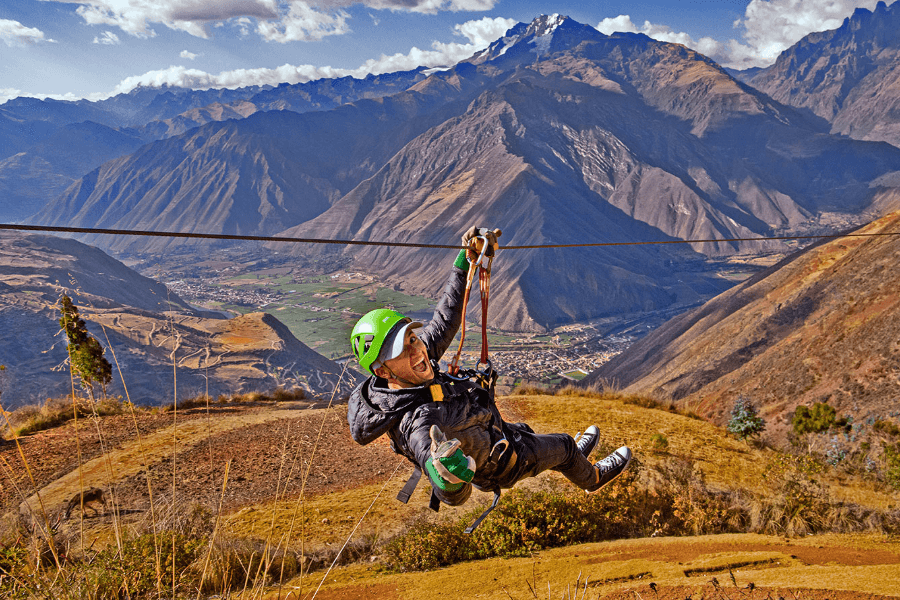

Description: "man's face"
375 328 433 388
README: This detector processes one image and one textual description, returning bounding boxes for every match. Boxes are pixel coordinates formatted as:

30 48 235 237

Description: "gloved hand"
425 425 475 492
461 226 502 259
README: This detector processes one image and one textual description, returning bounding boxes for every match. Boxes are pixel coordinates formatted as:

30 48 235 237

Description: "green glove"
425 425 475 492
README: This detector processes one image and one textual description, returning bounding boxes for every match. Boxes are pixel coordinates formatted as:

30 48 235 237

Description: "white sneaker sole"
586 446 633 494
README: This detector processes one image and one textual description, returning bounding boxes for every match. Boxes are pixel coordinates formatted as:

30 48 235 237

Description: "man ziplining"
346 226 632 530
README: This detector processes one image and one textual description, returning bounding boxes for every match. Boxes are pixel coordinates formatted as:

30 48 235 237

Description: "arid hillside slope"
583 210 900 440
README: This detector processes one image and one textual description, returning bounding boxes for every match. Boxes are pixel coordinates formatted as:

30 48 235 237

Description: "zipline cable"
2 222 900 249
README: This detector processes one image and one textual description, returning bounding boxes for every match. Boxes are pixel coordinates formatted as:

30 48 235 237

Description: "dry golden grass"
212 392 898 557
274 532 900 600
508 392 897 509
11 390 898 599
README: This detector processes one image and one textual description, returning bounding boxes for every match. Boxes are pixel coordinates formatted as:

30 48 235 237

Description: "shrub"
511 384 550 396
726 396 765 440
9 397 91 436
874 419 900 438
649 433 669 453
792 401 849 436
884 443 900 491
384 463 667 571
759 454 829 536
82 532 206 598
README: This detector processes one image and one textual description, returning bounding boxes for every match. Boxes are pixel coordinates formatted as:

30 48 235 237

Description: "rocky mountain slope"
745 1 900 148
274 15 900 330
0 122 146 221
582 209 900 441
0 232 360 408
0 71 428 222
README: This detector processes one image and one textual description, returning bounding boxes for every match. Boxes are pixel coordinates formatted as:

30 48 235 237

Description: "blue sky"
0 0 893 104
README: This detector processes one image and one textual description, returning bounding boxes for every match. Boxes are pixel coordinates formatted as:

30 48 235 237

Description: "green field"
211 274 466 359
201 271 581 364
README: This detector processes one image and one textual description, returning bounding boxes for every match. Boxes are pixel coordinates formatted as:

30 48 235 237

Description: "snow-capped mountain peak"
467 14 605 65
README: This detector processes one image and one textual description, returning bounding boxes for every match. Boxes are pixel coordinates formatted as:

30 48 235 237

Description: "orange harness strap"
448 237 493 376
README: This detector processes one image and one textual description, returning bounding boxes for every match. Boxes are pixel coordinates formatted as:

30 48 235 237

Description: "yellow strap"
430 384 445 402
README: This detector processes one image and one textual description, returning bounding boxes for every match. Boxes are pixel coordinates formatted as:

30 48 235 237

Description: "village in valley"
162 257 703 384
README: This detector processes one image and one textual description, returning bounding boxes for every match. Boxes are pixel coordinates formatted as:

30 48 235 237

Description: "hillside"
0 232 360 407
582 209 900 441
745 1 900 148
0 73 429 222
0 122 146 221
3 392 898 598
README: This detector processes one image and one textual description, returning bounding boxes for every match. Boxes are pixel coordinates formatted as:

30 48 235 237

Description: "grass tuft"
4 395 131 437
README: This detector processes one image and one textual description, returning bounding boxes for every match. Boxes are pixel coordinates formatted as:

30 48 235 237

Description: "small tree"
58 295 112 400
726 395 766 441
791 401 849 453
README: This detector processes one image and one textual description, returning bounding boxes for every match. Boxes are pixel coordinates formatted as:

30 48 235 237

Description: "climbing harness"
392 374 515 534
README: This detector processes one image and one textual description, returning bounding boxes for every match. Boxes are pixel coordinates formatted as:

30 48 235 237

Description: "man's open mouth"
412 356 428 373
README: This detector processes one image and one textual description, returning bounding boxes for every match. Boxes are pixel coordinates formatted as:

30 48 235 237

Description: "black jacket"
347 264 512 506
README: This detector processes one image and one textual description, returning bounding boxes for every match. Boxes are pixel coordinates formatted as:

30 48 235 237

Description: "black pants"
499 423 597 490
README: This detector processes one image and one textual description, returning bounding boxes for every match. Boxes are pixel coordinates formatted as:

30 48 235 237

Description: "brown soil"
1 409 187 510
1 400 400 521
599 585 898 600
591 540 900 568
111 404 398 512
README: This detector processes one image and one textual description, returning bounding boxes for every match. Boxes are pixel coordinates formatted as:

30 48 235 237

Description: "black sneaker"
574 425 600 458
586 446 632 493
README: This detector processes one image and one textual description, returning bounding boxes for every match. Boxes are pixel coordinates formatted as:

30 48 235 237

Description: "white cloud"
731 0 886 67
104 15 514 96
257 2 350 42
321 0 498 14
44 0 499 42
54 0 281 38
598 1 895 69
597 15 724 58
0 88 24 104
0 87 82 105
0 18 54 46
180 49 198 59
93 30 120 44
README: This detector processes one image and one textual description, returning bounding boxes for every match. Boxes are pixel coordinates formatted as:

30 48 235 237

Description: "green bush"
884 443 900 491
874 419 900 438
83 532 206 598
384 466 664 571
792 402 848 436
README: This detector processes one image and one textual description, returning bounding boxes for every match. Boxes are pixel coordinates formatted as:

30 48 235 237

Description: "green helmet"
351 309 409 374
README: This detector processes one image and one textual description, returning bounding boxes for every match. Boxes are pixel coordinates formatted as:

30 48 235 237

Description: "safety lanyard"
448 236 493 381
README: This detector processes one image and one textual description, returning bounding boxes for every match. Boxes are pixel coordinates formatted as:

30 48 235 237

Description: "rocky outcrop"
746 1 900 148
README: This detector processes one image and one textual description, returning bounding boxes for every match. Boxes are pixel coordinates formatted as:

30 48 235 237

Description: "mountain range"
0 232 361 408
7 12 900 331
0 70 428 222
740 1 900 149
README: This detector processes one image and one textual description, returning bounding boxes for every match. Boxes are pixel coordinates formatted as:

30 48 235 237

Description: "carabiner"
470 235 492 269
